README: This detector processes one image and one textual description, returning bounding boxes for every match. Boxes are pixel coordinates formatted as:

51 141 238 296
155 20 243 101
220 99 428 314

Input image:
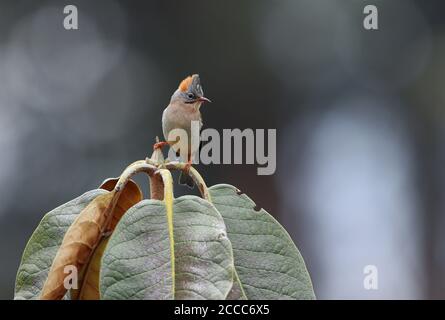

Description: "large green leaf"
209 184 315 300
14 190 107 300
100 196 234 300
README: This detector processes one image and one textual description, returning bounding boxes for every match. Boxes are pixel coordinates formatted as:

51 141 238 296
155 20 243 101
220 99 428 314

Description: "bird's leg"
178 155 195 188
153 135 181 151
183 158 193 174
153 141 168 150
153 140 176 151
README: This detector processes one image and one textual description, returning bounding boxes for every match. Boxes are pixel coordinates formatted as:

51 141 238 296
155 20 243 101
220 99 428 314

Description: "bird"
154 74 211 187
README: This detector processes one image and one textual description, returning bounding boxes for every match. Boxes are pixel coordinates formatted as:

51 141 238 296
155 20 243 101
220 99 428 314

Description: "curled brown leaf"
41 179 143 300
40 192 115 300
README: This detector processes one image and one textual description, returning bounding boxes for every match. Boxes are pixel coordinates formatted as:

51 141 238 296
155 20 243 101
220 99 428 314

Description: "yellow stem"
158 169 175 298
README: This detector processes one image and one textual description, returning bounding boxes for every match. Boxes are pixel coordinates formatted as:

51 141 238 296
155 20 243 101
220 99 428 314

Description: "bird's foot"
153 141 169 151
183 160 193 174
179 160 194 188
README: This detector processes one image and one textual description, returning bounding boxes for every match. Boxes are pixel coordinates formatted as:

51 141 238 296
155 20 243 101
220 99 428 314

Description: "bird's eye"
187 93 195 99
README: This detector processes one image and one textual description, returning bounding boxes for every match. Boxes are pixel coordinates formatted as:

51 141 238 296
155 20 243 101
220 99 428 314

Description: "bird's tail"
179 171 194 188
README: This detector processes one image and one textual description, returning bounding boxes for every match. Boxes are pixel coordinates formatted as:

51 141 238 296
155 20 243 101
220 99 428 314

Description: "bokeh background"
1 0 444 299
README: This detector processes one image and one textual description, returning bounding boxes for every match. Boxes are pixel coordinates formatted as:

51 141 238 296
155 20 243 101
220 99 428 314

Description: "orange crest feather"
179 76 193 92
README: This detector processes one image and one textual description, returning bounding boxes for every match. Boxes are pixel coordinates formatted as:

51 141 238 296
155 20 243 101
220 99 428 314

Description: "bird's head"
170 74 211 108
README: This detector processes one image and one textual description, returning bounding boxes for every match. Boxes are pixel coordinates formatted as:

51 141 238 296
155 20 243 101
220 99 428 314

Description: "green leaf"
209 184 315 300
14 190 107 300
100 196 234 300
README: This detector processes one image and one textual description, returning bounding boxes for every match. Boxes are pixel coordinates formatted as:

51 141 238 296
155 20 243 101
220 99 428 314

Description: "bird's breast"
163 104 202 134
162 103 202 156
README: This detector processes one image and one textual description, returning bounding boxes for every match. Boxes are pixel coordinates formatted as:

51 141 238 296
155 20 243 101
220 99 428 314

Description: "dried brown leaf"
41 179 143 300
40 192 115 300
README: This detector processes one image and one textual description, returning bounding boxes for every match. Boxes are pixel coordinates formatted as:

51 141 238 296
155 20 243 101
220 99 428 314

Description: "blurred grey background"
1 0 445 299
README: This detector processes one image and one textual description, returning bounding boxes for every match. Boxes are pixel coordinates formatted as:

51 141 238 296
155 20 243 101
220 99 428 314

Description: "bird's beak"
198 96 212 103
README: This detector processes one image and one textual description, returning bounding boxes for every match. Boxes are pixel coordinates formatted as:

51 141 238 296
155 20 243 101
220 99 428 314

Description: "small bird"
154 74 211 187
